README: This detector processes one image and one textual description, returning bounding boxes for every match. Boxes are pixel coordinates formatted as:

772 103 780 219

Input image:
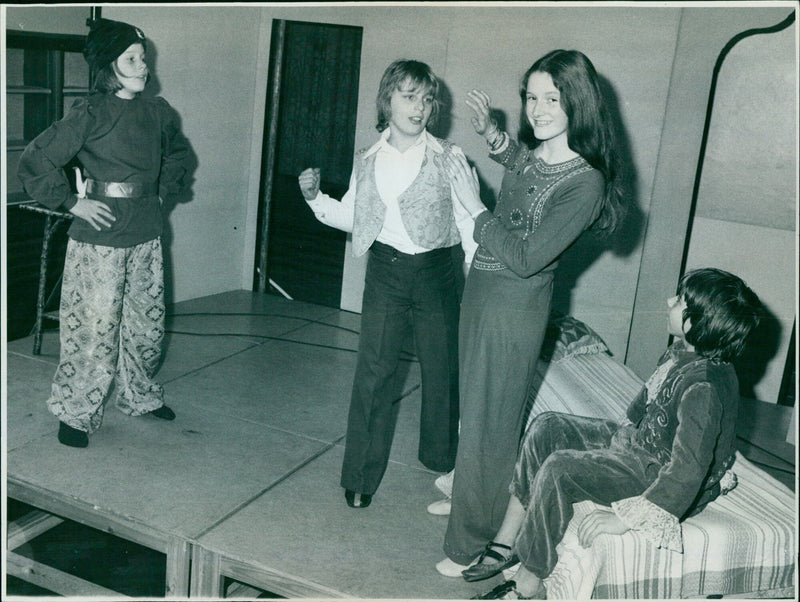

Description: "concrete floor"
4 290 492 599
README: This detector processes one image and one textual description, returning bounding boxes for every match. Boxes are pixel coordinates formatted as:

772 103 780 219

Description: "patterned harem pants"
47 238 166 433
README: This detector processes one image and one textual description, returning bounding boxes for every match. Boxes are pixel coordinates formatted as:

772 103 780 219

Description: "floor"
4 290 490 599
4 290 796 599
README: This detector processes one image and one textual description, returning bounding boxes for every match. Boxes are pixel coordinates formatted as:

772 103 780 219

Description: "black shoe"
462 541 519 582
148 405 176 420
58 422 88 448
344 489 372 508
472 580 545 600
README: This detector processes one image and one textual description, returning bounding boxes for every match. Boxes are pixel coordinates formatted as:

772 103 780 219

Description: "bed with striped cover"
522 352 796 599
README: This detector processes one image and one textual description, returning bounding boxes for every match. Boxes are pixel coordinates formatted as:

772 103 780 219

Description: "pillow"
539 312 609 363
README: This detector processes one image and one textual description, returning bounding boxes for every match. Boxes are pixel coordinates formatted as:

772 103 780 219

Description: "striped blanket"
523 353 796 599
524 352 641 427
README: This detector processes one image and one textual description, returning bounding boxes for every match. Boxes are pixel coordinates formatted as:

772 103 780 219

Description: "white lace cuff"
719 469 738 494
611 496 683 553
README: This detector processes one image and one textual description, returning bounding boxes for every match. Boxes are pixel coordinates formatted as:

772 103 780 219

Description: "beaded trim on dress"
473 155 593 272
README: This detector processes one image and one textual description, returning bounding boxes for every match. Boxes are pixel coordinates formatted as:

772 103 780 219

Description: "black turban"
83 18 146 74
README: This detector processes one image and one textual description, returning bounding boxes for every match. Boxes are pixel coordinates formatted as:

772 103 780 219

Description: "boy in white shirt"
299 59 477 508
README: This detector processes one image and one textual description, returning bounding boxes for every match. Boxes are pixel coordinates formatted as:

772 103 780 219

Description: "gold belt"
85 178 158 198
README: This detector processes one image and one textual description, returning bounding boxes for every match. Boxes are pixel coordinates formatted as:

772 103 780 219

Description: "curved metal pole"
680 10 796 274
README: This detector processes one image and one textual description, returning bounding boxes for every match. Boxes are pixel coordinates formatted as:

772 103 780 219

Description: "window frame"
6 30 89 204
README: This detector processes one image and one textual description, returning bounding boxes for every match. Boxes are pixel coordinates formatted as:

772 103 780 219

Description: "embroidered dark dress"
444 138 605 565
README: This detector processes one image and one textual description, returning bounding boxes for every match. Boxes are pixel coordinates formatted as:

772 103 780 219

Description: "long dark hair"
519 50 624 235
678 268 762 362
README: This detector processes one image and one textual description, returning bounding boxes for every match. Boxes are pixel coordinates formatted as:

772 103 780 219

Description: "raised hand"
465 89 498 140
298 167 321 201
444 153 485 216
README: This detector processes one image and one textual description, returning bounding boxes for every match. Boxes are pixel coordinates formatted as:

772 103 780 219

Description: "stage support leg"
191 545 223 597
166 537 192 597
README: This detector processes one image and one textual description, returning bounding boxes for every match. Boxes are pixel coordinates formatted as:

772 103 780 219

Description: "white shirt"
306 127 477 264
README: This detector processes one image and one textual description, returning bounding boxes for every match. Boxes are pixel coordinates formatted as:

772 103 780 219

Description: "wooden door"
255 19 363 308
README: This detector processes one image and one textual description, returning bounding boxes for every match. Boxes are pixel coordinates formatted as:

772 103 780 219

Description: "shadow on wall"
736 306 782 402
551 75 645 313
432 78 506 213
429 78 454 142
139 40 199 309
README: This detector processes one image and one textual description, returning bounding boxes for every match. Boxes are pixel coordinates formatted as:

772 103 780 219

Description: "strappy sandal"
461 541 519 582
471 579 546 600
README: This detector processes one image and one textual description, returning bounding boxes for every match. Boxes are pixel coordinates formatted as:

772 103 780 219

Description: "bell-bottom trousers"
340 242 460 495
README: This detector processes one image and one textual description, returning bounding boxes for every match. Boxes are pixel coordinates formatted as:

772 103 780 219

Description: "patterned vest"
351 137 461 257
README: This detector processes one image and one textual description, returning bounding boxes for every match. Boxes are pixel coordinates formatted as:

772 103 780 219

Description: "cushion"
539 312 609 363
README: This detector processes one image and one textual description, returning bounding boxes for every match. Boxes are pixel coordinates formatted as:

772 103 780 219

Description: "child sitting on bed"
463 267 762 600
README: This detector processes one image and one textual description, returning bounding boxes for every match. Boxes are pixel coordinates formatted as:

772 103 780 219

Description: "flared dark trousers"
340 242 460 496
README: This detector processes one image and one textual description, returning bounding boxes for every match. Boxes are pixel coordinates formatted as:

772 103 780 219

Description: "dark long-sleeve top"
611 339 740 551
471 137 604 278
17 92 189 247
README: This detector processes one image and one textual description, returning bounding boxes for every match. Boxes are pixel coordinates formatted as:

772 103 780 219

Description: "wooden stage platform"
4 291 494 599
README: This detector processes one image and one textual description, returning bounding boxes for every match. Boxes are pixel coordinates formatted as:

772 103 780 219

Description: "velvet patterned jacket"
612 340 740 552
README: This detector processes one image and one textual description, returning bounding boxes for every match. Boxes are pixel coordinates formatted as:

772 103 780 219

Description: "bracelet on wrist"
485 127 501 147
488 130 507 152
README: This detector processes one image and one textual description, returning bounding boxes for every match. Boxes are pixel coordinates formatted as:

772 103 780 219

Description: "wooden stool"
15 201 73 355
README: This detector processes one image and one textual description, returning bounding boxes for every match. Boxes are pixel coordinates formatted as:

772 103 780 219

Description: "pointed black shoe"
345 489 372 508
472 580 546 600
148 405 176 420
58 422 88 448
